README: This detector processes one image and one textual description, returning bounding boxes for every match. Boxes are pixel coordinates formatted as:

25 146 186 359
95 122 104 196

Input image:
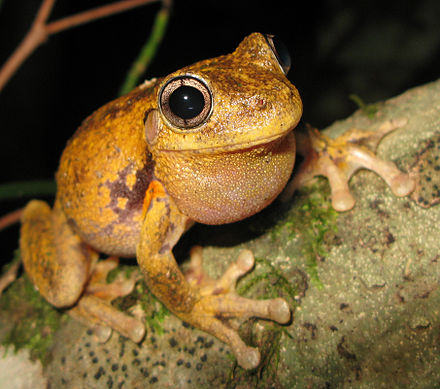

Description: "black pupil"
169 85 205 120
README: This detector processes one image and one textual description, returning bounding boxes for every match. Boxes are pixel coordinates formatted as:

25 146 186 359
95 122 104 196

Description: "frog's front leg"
137 181 290 370
20 199 145 342
281 119 415 211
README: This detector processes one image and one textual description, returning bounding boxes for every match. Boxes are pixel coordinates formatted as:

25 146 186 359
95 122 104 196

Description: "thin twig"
0 0 54 92
119 0 172 95
0 0 159 93
0 208 23 232
46 0 159 35
0 259 21 295
34 0 55 26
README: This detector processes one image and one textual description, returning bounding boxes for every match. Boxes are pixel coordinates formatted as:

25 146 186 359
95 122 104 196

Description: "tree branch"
46 0 159 35
0 0 159 93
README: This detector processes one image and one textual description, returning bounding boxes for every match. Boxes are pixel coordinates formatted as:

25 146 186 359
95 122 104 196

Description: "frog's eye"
264 34 291 75
159 76 212 129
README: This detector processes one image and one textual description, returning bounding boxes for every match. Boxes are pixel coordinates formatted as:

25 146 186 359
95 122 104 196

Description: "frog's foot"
68 257 145 343
281 119 415 211
183 246 290 369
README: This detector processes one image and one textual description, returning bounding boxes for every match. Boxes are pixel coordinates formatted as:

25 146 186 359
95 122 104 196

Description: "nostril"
252 96 266 109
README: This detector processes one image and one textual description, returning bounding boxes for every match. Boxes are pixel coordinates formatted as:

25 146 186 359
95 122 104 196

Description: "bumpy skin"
20 33 302 369
19 32 414 370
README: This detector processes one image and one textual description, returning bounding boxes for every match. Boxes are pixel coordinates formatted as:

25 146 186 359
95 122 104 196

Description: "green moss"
349 94 380 118
107 262 170 335
0 268 65 365
225 253 300 385
237 257 299 304
114 277 169 336
226 322 286 388
139 285 169 336
106 262 137 284
227 265 296 386
273 180 339 289
299 187 338 288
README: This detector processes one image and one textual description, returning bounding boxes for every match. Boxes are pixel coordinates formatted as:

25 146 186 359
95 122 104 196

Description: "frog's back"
56 84 157 257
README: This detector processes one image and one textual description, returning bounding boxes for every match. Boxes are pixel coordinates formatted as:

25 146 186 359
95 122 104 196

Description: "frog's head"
145 33 303 224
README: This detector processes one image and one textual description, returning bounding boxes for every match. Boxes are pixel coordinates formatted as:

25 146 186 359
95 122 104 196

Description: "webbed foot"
281 118 415 211
183 246 290 369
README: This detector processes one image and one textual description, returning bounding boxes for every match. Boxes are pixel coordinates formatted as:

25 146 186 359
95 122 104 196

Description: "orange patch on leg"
142 180 167 218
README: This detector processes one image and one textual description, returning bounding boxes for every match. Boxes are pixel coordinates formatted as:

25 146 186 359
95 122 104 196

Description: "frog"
19 32 415 370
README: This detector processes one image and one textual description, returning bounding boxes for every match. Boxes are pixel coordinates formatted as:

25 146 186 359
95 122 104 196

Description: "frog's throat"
153 133 296 225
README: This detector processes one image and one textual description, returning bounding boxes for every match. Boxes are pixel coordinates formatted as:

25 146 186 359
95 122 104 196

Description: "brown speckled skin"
56 83 158 257
19 33 302 369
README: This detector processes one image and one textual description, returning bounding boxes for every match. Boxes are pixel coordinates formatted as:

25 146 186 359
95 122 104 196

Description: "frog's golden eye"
159 76 212 129
264 34 291 75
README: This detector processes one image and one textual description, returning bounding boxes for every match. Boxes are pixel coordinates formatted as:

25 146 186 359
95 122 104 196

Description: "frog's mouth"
159 125 295 154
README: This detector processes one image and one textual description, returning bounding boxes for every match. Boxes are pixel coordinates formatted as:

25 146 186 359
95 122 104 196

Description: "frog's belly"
58 165 150 258
57 152 154 258
66 207 144 258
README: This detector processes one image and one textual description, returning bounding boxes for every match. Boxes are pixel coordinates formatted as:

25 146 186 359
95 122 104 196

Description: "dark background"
0 0 439 261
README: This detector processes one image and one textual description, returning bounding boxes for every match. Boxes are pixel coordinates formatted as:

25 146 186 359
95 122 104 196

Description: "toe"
332 190 355 212
185 246 207 286
217 250 255 291
268 298 291 324
236 250 255 272
391 173 416 197
92 325 112 343
73 295 146 343
236 345 260 370
204 318 261 369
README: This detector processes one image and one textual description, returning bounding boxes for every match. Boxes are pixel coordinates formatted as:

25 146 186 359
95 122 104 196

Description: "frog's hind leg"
20 199 144 343
68 256 145 343
20 199 93 307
